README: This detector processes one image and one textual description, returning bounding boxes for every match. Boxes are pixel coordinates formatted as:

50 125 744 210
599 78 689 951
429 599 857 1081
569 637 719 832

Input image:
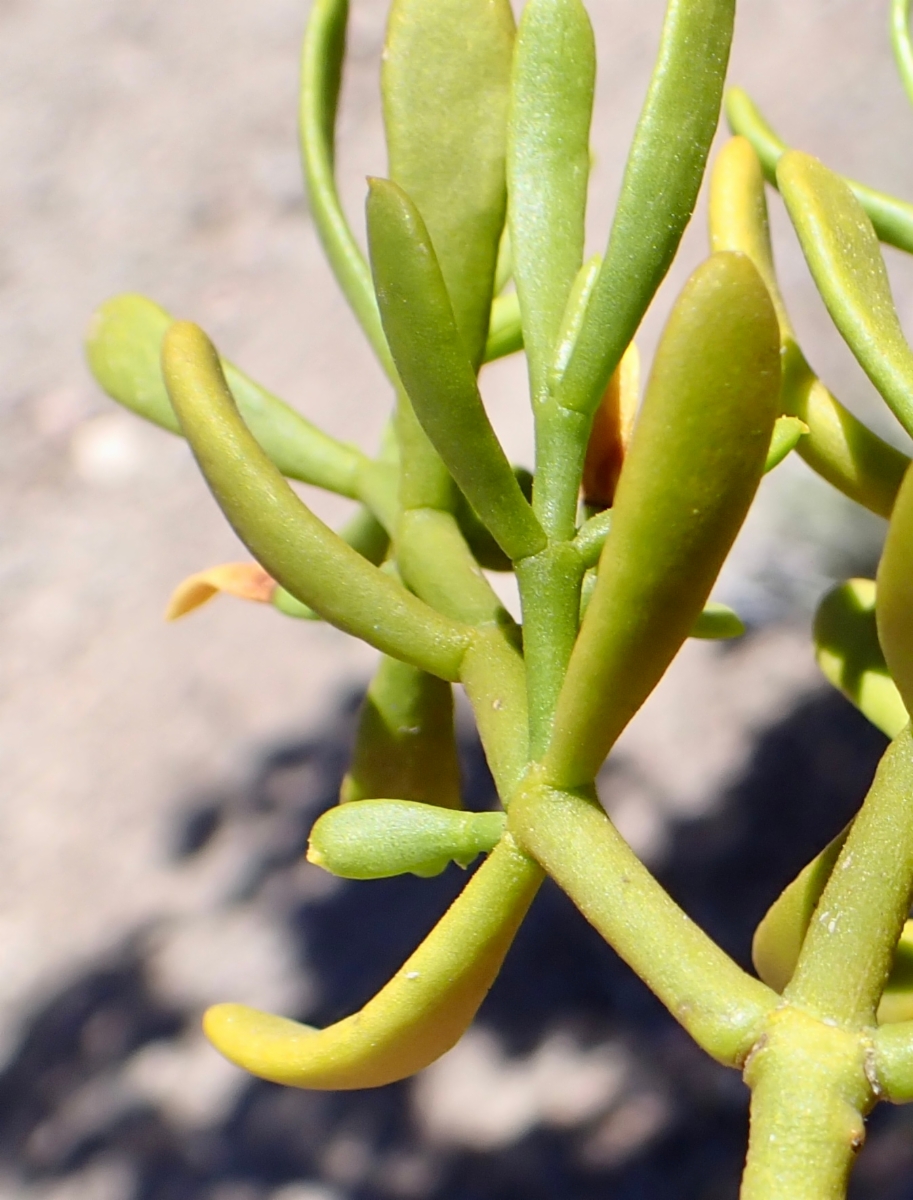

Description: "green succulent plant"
85 0 913 1194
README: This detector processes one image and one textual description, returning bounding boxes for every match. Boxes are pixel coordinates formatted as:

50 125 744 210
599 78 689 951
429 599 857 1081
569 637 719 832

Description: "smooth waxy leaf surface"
204 840 541 1088
726 87 913 256
340 657 462 808
87 294 365 495
778 151 913 440
709 136 909 517
382 0 514 369
878 464 913 718
546 253 780 788
815 578 908 739
308 800 506 878
557 0 736 416
507 0 594 403
367 179 546 562
162 321 471 680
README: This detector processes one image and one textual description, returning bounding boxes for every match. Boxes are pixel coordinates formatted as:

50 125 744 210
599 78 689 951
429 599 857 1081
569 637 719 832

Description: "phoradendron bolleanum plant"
82 0 913 1194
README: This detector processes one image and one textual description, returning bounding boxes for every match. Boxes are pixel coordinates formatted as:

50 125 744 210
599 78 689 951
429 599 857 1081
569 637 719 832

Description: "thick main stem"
740 1008 873 1200
786 726 913 1026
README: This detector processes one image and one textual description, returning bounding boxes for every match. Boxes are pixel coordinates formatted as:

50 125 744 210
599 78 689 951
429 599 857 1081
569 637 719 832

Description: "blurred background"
1 0 913 1196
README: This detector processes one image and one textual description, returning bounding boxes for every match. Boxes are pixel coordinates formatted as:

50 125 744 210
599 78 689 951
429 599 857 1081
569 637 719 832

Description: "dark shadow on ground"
3 669 911 1200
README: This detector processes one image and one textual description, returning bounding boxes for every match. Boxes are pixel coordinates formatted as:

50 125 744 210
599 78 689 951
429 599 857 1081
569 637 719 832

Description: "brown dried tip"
165 563 276 620
582 342 640 510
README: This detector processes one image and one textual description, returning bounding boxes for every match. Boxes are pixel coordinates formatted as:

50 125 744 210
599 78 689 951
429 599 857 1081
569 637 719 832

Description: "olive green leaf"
725 87 913 256
709 137 910 516
545 253 780 788
162 321 472 681
752 827 850 994
340 657 462 809
86 294 366 496
814 578 908 739
382 0 514 370
367 179 547 563
778 151 913 441
507 0 595 405
579 570 744 640
204 839 541 1088
878 464 913 719
755 831 913 1021
556 0 736 417
308 800 506 878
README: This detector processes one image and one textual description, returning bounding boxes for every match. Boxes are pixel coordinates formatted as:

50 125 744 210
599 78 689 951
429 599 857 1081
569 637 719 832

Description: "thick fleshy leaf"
340 656 462 808
878 464 913 718
709 136 910 517
204 840 541 1088
308 800 505 878
367 179 546 562
545 253 780 788
162 321 472 681
87 294 365 496
815 578 908 739
778 151 913 440
507 0 594 403
556 0 736 416
725 87 913 256
382 0 514 369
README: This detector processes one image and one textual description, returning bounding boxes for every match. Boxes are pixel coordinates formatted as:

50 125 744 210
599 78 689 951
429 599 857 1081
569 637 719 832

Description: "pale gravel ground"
1 0 912 1196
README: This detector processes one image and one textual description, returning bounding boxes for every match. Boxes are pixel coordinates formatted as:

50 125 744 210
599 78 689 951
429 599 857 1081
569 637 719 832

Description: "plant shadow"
2 671 911 1200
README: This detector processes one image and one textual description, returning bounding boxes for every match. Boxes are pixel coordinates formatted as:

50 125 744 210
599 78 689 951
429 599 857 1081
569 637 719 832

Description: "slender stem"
725 87 913 256
460 629 529 799
786 727 913 1027
516 544 585 757
891 0 913 109
509 778 776 1064
532 402 592 542
300 0 394 376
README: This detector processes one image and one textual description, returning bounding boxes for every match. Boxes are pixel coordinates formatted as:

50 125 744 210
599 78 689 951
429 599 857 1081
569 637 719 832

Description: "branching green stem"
740 1008 873 1200
786 727 913 1027
509 778 777 1064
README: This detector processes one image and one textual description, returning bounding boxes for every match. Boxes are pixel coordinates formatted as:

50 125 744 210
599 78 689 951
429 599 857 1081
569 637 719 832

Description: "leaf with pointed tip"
546 253 780 788
367 179 546 563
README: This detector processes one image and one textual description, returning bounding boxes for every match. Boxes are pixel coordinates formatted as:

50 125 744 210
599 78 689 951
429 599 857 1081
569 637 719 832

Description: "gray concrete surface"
0 0 912 1197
